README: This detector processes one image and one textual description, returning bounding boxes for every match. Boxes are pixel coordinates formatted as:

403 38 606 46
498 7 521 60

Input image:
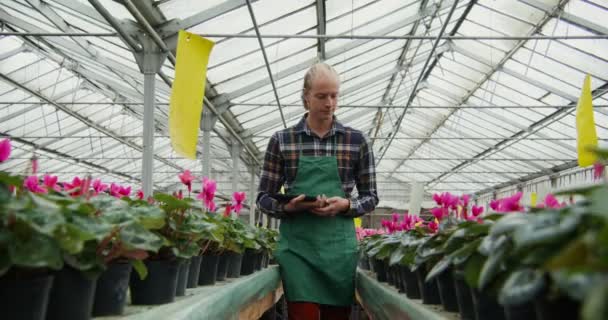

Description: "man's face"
304 74 339 121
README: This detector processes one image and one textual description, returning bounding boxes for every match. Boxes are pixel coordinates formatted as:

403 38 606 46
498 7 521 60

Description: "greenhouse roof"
1 0 607 208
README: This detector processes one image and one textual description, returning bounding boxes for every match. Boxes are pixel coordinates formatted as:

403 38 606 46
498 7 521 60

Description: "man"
256 63 378 320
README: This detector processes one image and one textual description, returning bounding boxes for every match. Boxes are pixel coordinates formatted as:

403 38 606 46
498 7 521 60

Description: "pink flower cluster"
490 192 524 213
430 192 484 222
380 212 425 233
196 177 217 212
355 227 385 241
536 194 566 209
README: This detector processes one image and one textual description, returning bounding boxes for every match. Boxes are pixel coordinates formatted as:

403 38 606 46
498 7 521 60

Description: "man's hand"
284 194 327 213
311 197 350 217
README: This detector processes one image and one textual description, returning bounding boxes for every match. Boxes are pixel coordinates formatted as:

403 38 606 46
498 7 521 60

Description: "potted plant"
90 194 165 316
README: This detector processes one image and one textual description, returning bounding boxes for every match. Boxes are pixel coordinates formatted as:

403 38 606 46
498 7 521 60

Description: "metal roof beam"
223 4 443 101
315 0 326 61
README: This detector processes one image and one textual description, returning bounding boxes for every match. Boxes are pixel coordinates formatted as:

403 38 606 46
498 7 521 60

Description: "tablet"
270 194 317 203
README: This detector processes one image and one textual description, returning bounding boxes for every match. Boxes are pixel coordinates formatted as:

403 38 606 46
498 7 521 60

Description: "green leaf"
131 259 148 280
70 215 112 241
551 271 607 301
490 214 535 237
498 268 546 306
63 241 103 272
132 206 165 230
582 281 608 320
426 256 452 282
479 234 509 256
513 211 581 249
54 223 92 254
0 250 10 277
14 207 65 236
119 223 164 252
464 253 486 288
9 233 63 270
544 235 588 270
478 241 510 290
0 171 23 187
389 246 405 266
451 238 483 265
589 187 608 219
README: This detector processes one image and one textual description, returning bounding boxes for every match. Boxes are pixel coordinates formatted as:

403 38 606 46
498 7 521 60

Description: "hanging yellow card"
169 30 214 159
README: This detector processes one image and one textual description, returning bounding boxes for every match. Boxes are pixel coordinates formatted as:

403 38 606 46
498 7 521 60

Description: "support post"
231 138 243 218
200 107 217 179
408 181 424 215
249 166 256 226
133 34 167 198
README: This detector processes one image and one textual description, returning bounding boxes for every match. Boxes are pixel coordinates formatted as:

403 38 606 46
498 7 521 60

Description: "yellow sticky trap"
354 218 362 228
576 74 598 167
530 192 537 207
169 30 214 159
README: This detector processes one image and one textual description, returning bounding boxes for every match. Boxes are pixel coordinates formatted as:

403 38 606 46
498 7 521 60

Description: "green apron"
275 135 358 306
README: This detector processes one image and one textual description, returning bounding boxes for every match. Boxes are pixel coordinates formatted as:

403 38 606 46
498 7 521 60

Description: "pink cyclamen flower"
43 174 61 192
471 205 484 217
391 212 399 222
594 162 605 180
197 177 217 211
428 220 439 233
224 203 233 217
541 194 566 209
24 176 46 193
430 207 445 221
119 186 131 197
0 138 10 162
173 190 184 200
489 199 499 211
432 193 442 206
92 179 108 195
232 191 246 214
503 192 523 212
109 183 122 198
136 190 144 200
178 170 195 193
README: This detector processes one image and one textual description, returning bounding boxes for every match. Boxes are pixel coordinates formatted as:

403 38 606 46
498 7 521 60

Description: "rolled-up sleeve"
256 132 287 219
345 134 379 218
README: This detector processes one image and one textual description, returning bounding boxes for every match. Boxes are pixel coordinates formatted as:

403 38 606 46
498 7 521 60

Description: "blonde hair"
301 62 340 109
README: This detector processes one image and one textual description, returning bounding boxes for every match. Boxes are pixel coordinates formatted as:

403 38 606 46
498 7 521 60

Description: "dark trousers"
287 302 351 320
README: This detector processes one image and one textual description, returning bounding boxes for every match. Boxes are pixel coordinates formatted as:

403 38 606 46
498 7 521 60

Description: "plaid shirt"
256 114 378 218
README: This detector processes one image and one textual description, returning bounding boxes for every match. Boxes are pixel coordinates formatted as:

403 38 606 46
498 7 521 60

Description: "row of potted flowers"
0 138 278 320
358 149 607 320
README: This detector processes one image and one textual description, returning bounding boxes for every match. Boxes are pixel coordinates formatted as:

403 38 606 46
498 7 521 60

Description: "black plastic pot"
175 259 190 296
400 266 421 299
199 253 219 285
216 252 229 281
534 295 579 320
0 272 53 320
130 259 180 305
416 267 441 305
187 255 203 288
453 272 475 320
387 264 395 286
470 288 506 320
436 269 459 312
372 259 387 282
504 303 537 320
264 252 270 268
393 266 405 293
359 256 371 270
92 262 132 317
227 252 243 278
241 249 257 276
254 251 263 271
46 266 98 320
